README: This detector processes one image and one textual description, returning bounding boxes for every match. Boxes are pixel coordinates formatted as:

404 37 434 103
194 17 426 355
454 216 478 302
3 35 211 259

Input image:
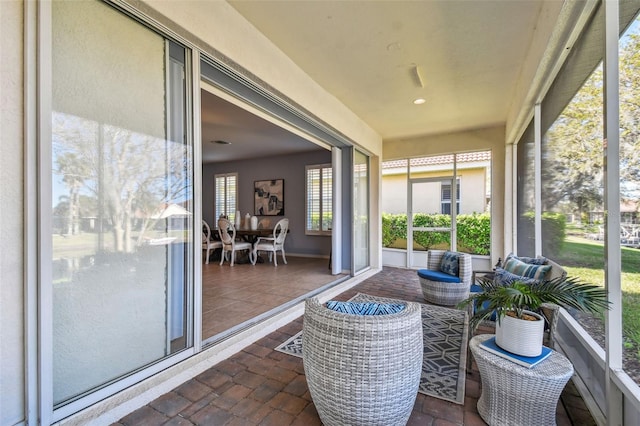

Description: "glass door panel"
51 0 192 406
353 150 369 273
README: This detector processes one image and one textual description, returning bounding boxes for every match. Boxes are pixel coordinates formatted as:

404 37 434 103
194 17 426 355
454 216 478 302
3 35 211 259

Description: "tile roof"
382 151 491 169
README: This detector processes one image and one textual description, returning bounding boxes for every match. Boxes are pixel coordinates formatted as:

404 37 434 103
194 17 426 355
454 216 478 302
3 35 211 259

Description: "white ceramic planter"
495 310 545 357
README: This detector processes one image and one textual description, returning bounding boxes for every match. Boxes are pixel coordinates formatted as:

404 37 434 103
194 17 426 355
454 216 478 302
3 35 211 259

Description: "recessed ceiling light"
413 98 426 105
212 140 231 145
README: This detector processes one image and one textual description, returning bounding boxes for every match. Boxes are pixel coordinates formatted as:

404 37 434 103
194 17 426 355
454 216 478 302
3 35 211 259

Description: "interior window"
306 164 332 235
215 173 238 222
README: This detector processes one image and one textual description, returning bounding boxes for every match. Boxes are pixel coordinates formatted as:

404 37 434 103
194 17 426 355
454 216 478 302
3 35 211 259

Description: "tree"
542 17 640 218
53 112 190 253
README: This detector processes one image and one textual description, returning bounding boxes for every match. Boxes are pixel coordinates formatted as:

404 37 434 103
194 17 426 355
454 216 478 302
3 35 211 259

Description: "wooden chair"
251 218 289 266
202 220 222 264
217 217 253 266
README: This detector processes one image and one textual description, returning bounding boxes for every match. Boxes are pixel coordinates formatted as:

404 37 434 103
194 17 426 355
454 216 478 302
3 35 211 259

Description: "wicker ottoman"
302 297 423 426
470 334 574 426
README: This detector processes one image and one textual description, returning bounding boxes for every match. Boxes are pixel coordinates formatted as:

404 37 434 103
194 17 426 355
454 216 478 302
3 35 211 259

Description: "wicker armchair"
302 297 423 426
417 250 472 306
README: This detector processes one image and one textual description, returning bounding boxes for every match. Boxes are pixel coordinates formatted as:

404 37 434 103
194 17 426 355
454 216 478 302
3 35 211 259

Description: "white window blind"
215 173 237 221
306 164 332 234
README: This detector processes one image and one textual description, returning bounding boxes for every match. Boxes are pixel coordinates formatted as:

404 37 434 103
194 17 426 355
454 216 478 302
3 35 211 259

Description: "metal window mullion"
406 161 413 268
192 51 202 352
451 155 457 250
534 103 542 256
36 0 54 423
331 148 342 274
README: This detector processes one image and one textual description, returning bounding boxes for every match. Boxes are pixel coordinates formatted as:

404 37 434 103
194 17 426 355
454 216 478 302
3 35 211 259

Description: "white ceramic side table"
469 334 574 426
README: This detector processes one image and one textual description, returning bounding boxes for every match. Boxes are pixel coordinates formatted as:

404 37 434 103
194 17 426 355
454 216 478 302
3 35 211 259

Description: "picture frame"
254 179 285 216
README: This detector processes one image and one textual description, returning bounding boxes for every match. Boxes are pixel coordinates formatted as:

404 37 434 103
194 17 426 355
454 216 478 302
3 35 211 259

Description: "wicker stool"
470 334 574 426
302 297 423 426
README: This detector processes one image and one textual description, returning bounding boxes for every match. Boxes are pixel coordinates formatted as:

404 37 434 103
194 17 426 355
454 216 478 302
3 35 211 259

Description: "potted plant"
459 275 609 357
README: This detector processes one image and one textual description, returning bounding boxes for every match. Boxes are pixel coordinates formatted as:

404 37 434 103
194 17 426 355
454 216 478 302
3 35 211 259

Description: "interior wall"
203 150 333 257
383 125 506 263
0 0 25 424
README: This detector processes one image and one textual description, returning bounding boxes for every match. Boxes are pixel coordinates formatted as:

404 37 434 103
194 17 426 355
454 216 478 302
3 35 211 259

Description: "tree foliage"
542 19 640 217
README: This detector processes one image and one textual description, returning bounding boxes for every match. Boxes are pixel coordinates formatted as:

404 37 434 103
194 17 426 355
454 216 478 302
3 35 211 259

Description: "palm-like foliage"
458 275 610 331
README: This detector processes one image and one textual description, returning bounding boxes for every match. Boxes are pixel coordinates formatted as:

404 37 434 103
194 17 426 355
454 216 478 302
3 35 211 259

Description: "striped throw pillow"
503 256 551 280
493 268 540 286
325 301 405 315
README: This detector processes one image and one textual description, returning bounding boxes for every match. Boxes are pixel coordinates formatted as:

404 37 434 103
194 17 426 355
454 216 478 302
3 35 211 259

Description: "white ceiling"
203 0 544 162
201 90 323 163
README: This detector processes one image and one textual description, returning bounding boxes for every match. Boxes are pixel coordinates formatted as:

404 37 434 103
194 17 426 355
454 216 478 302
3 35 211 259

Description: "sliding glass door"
51 0 193 412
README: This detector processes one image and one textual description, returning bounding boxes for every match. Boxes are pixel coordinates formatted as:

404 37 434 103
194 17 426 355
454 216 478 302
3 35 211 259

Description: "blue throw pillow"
493 268 539 286
325 301 405 315
439 251 460 277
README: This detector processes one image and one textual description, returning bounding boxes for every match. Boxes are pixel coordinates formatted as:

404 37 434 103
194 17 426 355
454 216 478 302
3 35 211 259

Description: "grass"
553 236 640 355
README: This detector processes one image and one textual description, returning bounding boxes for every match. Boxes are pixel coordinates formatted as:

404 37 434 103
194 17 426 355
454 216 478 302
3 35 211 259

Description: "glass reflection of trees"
53 111 191 254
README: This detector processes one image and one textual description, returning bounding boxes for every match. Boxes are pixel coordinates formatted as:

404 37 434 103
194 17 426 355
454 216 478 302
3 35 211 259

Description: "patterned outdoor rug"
275 293 468 404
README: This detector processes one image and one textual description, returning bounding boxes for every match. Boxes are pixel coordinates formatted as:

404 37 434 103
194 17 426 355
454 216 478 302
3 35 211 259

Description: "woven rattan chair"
302 297 423 426
417 250 472 306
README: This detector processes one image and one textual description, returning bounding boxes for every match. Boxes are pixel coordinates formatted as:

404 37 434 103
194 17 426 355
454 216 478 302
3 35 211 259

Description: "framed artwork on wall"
254 179 284 216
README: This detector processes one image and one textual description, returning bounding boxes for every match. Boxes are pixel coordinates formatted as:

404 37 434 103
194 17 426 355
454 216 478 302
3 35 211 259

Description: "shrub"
457 213 491 255
413 213 450 250
381 212 491 255
382 213 407 247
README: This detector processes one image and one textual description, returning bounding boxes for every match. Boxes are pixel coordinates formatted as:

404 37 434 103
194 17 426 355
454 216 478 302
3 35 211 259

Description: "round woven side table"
469 334 574 426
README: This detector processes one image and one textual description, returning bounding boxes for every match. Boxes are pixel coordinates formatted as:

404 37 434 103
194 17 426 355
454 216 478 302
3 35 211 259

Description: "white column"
603 1 623 424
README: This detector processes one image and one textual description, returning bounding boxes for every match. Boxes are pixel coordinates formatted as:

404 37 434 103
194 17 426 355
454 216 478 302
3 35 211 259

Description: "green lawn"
554 236 640 354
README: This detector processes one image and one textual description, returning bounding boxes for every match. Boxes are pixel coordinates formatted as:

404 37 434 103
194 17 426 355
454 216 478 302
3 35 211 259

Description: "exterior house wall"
1 1 26 424
382 167 488 215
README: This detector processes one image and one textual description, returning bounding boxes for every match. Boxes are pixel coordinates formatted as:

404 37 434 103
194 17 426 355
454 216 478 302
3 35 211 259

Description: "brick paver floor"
114 267 593 426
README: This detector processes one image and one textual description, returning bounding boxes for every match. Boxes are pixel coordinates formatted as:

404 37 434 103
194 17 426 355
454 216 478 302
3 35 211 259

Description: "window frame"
305 163 332 235
214 172 238 222
441 179 461 215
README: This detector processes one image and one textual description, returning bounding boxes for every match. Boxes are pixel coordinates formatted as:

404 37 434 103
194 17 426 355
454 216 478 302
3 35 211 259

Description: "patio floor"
114 267 596 426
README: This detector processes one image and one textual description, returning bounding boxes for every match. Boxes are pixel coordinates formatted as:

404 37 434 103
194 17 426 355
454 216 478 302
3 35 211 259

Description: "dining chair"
217 217 253 266
202 220 222 264
251 218 289 266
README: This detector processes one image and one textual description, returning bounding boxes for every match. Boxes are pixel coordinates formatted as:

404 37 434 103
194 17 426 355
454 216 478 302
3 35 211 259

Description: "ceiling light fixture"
212 140 231 145
413 98 426 105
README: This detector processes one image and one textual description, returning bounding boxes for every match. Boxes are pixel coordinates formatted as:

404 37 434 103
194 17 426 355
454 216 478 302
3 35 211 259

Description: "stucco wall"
384 125 505 261
382 167 487 215
0 0 25 423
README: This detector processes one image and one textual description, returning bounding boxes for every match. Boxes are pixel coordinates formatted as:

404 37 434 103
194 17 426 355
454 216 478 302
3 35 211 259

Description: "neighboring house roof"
382 151 491 169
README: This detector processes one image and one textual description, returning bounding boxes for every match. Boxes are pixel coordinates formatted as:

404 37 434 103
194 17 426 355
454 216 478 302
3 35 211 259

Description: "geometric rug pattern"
275 292 468 404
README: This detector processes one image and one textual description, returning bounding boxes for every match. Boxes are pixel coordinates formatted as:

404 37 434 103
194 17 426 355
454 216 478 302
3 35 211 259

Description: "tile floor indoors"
114 267 596 426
